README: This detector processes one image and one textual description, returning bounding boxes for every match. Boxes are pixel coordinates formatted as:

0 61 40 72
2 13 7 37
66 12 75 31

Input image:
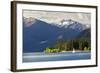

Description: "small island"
44 39 91 53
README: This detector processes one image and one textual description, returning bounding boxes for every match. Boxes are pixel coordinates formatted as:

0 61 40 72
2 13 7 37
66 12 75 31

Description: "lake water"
23 51 91 62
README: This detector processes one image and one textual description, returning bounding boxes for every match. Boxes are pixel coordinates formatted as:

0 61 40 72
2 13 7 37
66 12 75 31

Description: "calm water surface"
23 51 91 62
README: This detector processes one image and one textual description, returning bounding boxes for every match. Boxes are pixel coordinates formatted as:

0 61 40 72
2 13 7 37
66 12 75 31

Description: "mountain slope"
23 18 88 52
77 28 91 39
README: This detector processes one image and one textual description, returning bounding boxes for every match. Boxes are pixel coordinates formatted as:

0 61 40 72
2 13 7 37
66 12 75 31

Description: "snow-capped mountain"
23 17 90 52
23 17 37 27
23 17 89 29
66 20 87 31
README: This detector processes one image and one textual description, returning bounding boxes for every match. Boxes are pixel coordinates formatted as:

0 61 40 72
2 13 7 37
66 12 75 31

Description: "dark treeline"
44 38 91 53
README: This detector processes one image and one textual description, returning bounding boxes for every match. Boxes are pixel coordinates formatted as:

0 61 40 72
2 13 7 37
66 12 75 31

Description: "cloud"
23 10 91 25
40 40 48 44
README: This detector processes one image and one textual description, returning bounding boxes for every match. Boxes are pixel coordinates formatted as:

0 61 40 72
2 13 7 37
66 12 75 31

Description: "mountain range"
23 17 90 52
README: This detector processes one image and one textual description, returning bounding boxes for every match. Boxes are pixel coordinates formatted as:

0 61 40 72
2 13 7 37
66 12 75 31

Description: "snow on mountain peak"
23 17 37 27
23 17 89 31
61 19 74 25
60 19 75 28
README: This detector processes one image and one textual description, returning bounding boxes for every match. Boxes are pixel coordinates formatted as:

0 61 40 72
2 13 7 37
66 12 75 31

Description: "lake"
23 51 91 63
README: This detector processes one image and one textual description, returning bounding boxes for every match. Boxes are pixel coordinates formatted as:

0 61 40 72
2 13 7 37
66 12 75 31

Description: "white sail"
72 48 75 53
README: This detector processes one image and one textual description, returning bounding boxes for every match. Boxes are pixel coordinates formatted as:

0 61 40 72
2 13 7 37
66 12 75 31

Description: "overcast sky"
23 10 91 25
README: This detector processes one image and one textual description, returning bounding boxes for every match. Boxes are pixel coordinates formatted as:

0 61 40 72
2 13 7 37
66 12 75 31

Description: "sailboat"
72 48 75 53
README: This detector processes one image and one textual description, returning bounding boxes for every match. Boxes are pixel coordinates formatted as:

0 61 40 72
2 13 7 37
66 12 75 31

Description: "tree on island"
44 38 91 53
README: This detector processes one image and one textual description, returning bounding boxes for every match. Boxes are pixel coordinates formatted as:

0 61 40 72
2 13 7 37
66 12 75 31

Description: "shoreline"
23 50 91 54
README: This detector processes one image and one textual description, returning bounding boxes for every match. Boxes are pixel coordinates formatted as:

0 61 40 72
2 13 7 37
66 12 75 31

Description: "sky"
23 10 91 25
